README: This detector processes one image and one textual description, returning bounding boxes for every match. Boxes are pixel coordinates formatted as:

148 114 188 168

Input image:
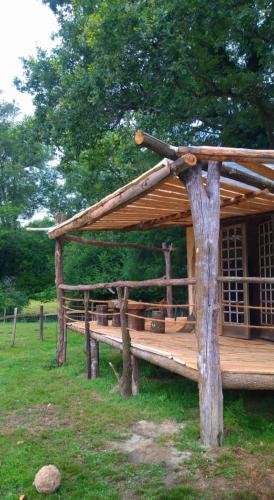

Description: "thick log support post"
117 287 132 397
84 291 92 379
84 291 99 379
55 237 66 365
162 242 173 318
182 162 223 448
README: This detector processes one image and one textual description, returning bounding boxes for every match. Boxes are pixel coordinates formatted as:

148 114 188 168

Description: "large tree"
0 100 54 227
19 0 273 161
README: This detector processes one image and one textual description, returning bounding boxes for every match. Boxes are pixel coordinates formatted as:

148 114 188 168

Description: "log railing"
58 275 274 387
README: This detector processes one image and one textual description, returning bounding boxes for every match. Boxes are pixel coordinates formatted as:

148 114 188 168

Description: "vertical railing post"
117 286 132 397
84 291 99 379
84 291 92 379
163 242 173 318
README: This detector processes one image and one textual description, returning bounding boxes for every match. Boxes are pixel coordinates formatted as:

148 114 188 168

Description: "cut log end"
183 153 197 167
134 130 145 145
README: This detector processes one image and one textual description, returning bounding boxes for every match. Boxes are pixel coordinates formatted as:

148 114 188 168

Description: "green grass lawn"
0 321 274 499
23 299 57 315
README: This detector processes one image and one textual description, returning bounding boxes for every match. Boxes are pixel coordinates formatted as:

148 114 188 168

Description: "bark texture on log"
128 309 145 331
150 310 165 333
162 243 173 318
118 287 132 397
135 130 274 165
84 291 92 379
62 234 171 253
96 304 108 326
60 277 196 291
55 238 66 365
112 311 121 327
182 161 223 448
78 328 274 390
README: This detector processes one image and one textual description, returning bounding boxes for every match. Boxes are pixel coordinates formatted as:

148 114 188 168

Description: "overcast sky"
0 0 58 117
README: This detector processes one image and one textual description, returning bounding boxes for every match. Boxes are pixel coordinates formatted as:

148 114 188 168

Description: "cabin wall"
185 212 274 340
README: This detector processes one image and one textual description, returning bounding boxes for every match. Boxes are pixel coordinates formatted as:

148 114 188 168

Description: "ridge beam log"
182 161 223 448
135 130 274 164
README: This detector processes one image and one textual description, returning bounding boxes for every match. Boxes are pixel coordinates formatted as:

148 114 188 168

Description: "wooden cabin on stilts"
35 132 274 448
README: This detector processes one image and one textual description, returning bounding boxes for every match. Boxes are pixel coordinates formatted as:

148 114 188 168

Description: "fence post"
11 307 17 347
3 307 6 323
39 305 44 341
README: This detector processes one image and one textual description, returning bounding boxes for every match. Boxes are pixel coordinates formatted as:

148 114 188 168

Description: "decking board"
69 320 274 389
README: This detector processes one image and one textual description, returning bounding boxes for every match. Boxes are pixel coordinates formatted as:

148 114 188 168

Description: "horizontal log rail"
218 276 274 284
0 312 56 321
59 277 196 291
61 234 175 253
59 276 274 292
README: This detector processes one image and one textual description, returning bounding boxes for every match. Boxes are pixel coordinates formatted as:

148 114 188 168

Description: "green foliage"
63 227 187 302
0 227 55 308
0 101 53 227
20 0 273 163
0 279 28 314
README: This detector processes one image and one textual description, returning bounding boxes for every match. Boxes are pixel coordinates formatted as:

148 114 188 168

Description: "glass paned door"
259 219 274 327
221 224 249 338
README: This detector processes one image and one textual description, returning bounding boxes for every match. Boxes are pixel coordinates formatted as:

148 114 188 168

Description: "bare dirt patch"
0 404 71 434
108 419 192 467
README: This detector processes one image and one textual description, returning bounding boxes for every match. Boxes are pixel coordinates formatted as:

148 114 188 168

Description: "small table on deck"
111 300 148 331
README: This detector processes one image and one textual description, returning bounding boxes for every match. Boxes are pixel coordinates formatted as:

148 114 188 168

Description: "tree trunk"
118 287 132 397
182 161 223 448
55 237 66 365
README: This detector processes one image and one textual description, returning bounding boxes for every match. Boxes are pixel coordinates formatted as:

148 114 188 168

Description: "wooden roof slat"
48 141 274 237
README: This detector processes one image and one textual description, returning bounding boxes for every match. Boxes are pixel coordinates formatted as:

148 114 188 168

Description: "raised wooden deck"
69 320 274 390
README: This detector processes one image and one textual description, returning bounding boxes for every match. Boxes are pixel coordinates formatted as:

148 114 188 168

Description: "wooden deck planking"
70 320 274 377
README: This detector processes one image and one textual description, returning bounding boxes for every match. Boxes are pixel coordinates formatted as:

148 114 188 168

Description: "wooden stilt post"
87 295 99 378
84 291 92 379
182 161 223 448
162 242 173 318
55 237 66 365
117 287 132 397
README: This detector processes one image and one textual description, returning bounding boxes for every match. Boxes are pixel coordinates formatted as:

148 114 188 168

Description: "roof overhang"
48 156 274 239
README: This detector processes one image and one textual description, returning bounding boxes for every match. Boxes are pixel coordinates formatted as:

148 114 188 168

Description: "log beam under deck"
68 322 274 391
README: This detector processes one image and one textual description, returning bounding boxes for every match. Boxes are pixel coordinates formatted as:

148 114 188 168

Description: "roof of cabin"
48 144 274 239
